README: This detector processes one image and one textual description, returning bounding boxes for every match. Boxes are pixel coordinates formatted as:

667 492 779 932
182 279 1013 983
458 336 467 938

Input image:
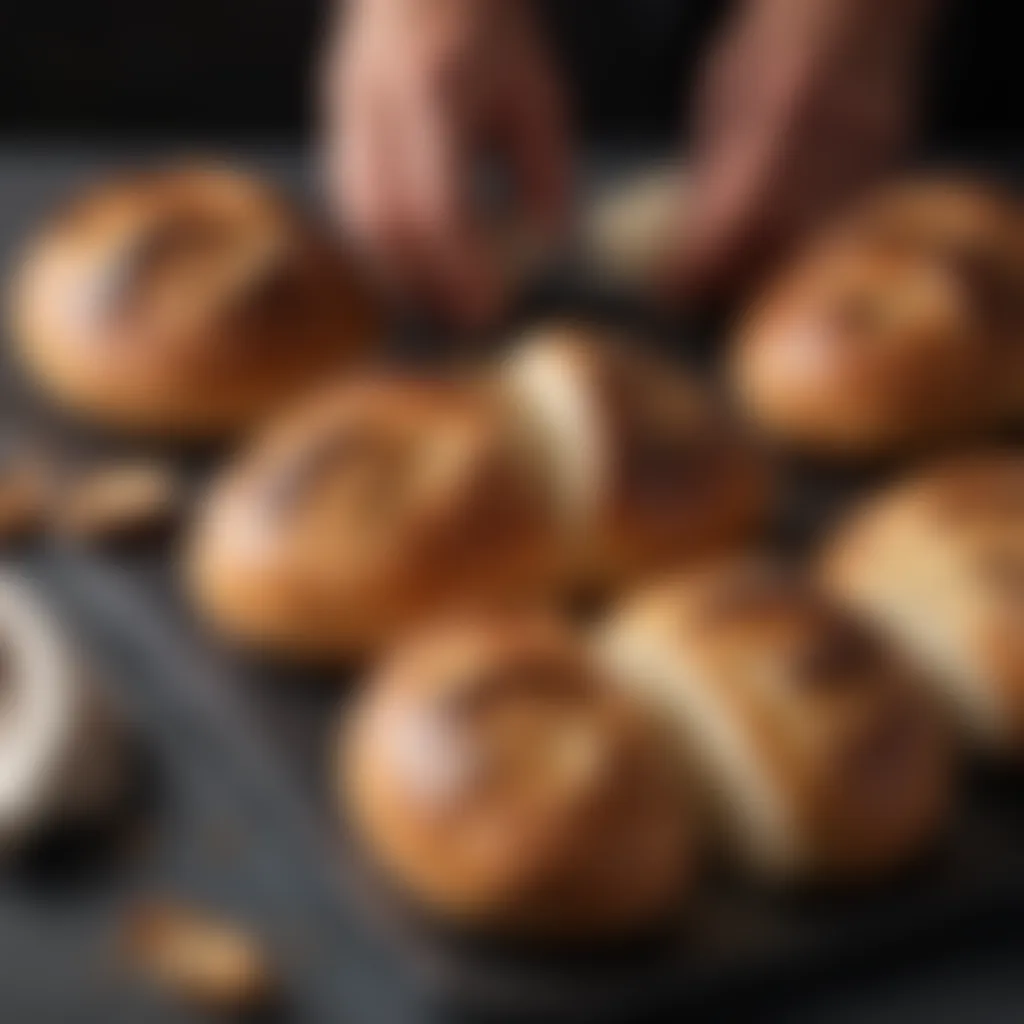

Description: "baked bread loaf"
732 179 1024 458
187 377 559 659
599 560 951 881
821 451 1024 753
498 322 768 588
9 164 379 438
0 573 126 854
339 614 695 937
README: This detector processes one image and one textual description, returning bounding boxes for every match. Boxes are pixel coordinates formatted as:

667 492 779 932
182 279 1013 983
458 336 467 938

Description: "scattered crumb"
121 898 276 1014
53 463 180 543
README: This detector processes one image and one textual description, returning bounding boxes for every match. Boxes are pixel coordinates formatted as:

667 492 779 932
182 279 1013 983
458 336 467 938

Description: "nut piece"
122 900 276 1014
54 463 180 542
0 447 50 544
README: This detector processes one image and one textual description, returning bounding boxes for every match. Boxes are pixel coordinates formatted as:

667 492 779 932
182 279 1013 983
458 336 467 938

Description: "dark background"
0 0 1019 154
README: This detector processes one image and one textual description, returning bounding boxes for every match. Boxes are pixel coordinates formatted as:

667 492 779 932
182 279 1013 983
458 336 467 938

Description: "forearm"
739 0 940 74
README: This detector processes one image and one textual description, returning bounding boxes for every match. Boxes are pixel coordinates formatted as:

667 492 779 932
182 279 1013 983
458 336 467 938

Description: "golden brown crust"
9 164 380 438
499 322 770 588
340 613 695 937
187 377 561 659
600 560 952 880
732 178 1024 458
821 451 1024 751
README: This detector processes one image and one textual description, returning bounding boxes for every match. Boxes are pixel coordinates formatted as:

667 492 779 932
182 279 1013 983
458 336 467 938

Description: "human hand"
321 0 569 328
667 0 935 303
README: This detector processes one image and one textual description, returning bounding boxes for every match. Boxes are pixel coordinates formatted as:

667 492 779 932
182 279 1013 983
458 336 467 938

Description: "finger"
338 87 431 304
664 131 784 304
395 85 505 328
667 50 823 304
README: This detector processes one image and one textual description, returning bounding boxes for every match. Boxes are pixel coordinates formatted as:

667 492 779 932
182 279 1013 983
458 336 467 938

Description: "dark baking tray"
3 145 1024 1024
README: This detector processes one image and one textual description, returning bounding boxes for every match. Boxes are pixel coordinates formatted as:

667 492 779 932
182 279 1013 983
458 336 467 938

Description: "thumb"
663 133 791 306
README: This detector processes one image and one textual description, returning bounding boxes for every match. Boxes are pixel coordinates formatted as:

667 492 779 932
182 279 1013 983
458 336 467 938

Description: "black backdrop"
0 0 1019 153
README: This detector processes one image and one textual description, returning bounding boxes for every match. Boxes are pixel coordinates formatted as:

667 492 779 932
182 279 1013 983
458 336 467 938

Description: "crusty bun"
187 377 560 660
497 322 769 588
339 613 696 937
821 451 1024 753
599 560 951 881
732 179 1024 458
0 573 126 853
9 164 379 438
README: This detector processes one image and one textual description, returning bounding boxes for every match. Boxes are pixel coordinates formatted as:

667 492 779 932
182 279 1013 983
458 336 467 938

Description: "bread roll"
599 560 951 880
187 377 559 659
498 322 768 588
732 179 1024 458
9 163 379 438
822 451 1024 753
339 613 695 937
0 573 126 853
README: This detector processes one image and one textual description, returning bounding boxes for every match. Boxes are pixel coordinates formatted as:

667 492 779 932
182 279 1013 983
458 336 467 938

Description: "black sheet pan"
2 145 1024 1024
